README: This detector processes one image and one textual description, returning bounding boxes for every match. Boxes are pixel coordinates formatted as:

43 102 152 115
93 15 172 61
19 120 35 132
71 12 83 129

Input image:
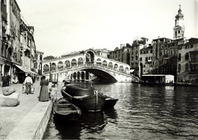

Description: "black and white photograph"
0 0 198 139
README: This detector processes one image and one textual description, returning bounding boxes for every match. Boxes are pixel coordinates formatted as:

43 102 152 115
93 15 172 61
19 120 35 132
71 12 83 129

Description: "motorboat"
53 98 81 121
61 84 105 112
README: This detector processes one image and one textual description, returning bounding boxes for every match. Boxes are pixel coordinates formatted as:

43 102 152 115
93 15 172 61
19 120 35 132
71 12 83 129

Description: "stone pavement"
0 81 57 139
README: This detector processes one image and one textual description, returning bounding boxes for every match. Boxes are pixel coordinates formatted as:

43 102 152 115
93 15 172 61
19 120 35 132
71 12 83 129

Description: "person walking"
23 74 33 94
39 76 50 102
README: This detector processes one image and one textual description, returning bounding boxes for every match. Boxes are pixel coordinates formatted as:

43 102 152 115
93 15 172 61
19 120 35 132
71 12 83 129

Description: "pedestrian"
23 73 33 94
38 76 50 102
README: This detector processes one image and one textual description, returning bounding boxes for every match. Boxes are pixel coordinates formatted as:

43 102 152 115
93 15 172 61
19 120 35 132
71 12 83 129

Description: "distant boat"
103 96 118 109
53 98 81 121
61 84 105 112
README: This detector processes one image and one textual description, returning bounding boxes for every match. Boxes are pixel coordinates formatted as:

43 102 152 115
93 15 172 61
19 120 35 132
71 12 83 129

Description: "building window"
178 53 181 61
185 53 189 60
178 64 181 73
140 57 142 61
185 63 189 72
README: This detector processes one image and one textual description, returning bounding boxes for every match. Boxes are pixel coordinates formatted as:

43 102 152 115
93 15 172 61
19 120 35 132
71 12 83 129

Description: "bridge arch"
51 63 56 71
125 67 129 72
103 60 107 67
43 64 50 73
119 66 124 72
96 58 102 65
58 61 63 70
108 62 113 69
85 50 95 64
114 64 118 70
65 60 70 68
78 57 83 66
81 68 117 83
71 59 77 66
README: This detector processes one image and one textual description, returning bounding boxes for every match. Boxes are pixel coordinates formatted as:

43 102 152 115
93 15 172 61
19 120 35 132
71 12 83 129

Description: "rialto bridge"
42 49 138 83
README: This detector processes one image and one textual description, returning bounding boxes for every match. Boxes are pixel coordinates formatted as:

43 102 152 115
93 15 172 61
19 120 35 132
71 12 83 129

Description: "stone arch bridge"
42 49 138 83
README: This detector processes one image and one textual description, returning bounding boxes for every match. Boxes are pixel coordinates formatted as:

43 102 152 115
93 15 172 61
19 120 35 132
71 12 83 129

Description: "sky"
17 0 198 56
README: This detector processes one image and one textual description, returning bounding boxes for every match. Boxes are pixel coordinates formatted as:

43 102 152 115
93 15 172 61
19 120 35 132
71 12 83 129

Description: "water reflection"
54 116 81 140
80 112 107 133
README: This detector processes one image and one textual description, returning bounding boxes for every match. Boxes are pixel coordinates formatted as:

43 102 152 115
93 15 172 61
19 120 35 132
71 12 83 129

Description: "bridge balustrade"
43 59 130 76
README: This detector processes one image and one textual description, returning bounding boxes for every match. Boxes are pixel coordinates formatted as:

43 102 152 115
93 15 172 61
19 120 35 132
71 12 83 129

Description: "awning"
15 65 37 75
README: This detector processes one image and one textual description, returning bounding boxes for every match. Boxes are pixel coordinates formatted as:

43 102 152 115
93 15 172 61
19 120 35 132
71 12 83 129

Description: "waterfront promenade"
0 81 57 140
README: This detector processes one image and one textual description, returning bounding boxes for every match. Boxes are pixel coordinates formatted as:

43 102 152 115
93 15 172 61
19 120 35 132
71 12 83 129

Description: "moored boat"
53 98 81 121
61 84 105 112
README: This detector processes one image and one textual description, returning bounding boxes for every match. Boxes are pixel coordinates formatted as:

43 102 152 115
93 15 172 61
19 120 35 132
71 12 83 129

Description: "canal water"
44 83 198 140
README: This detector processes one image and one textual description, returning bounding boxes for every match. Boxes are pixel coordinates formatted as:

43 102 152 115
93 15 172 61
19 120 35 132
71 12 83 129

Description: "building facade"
0 0 8 76
139 44 153 76
177 38 198 85
109 44 130 65
0 0 42 84
0 0 21 78
151 38 181 77
109 38 147 76
150 6 185 78
20 19 36 72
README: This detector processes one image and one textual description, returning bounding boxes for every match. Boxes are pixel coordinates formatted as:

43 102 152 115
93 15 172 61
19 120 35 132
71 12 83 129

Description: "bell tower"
173 5 185 39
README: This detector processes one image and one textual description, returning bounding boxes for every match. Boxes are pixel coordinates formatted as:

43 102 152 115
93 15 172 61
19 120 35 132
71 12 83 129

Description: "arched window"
78 57 83 66
96 58 102 65
51 63 56 71
58 61 63 70
103 60 107 67
43 64 49 72
65 60 70 68
108 62 113 69
71 59 77 67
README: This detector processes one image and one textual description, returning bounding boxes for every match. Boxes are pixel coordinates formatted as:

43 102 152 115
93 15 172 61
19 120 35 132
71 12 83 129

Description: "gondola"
61 84 105 112
53 98 81 121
